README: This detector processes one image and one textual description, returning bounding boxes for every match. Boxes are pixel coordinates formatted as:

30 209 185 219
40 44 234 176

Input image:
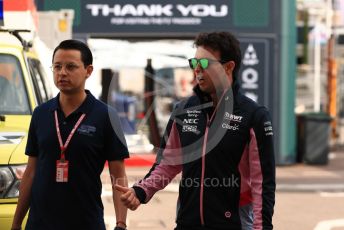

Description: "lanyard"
54 110 86 161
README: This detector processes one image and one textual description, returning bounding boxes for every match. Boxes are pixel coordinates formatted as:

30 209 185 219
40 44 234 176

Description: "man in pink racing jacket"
117 31 276 230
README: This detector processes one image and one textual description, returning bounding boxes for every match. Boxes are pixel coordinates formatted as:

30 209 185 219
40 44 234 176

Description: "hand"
115 184 141 210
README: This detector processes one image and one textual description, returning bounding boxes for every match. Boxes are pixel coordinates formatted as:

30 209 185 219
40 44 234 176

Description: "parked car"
0 29 52 229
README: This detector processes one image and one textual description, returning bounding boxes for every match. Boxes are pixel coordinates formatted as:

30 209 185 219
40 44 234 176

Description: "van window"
27 58 50 104
0 54 30 114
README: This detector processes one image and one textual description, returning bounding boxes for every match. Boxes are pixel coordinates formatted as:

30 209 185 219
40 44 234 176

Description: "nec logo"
183 118 199 124
224 113 243 122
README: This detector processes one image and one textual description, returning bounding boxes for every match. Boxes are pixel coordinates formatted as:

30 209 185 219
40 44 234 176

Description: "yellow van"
0 29 52 229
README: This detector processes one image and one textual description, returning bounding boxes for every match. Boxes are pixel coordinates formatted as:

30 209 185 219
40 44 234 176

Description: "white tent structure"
87 38 195 97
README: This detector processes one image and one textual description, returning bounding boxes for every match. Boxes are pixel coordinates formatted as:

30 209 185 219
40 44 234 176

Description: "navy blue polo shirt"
25 90 129 230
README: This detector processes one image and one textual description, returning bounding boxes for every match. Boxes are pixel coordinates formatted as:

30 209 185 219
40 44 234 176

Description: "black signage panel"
238 37 279 136
238 37 280 163
238 38 273 107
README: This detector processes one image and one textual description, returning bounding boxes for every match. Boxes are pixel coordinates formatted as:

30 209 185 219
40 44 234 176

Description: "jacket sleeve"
133 117 182 203
248 107 276 230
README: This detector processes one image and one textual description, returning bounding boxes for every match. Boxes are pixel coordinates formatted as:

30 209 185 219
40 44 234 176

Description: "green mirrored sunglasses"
188 58 228 69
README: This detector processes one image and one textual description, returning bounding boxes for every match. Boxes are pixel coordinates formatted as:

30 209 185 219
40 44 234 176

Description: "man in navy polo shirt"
11 40 129 230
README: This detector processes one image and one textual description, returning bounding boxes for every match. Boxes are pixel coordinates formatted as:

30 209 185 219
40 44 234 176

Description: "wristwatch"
114 221 127 230
114 227 126 230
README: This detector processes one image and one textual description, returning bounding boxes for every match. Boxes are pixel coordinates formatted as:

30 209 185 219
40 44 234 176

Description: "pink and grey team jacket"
133 84 276 230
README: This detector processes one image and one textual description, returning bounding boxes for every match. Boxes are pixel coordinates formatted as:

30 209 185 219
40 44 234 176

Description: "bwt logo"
224 113 243 122
86 4 228 17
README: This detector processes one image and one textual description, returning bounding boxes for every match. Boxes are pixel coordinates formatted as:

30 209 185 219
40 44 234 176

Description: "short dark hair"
52 39 93 67
194 32 242 80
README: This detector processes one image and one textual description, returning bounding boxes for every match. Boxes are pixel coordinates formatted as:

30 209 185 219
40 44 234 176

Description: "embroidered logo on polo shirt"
77 125 96 136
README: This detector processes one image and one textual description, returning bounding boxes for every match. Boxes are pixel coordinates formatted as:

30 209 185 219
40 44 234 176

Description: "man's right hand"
115 185 141 210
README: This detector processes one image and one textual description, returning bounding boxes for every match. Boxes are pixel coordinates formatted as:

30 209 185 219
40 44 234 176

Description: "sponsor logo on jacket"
222 123 239 131
224 112 243 123
182 125 198 133
222 113 242 131
263 121 273 136
187 110 201 118
182 115 199 133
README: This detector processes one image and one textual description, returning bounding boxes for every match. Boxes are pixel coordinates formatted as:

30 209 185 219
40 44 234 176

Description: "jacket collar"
192 81 240 105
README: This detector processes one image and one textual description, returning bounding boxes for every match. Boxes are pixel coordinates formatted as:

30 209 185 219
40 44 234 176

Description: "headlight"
0 165 26 198
0 167 14 196
7 180 21 198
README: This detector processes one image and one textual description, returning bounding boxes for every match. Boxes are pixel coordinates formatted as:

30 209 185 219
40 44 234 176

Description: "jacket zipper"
200 115 210 226
199 91 227 226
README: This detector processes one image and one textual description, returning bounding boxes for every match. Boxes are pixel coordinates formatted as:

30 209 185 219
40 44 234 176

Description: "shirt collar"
49 90 95 114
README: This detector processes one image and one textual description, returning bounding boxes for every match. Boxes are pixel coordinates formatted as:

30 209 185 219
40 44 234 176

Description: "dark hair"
52 39 93 67
194 32 242 80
